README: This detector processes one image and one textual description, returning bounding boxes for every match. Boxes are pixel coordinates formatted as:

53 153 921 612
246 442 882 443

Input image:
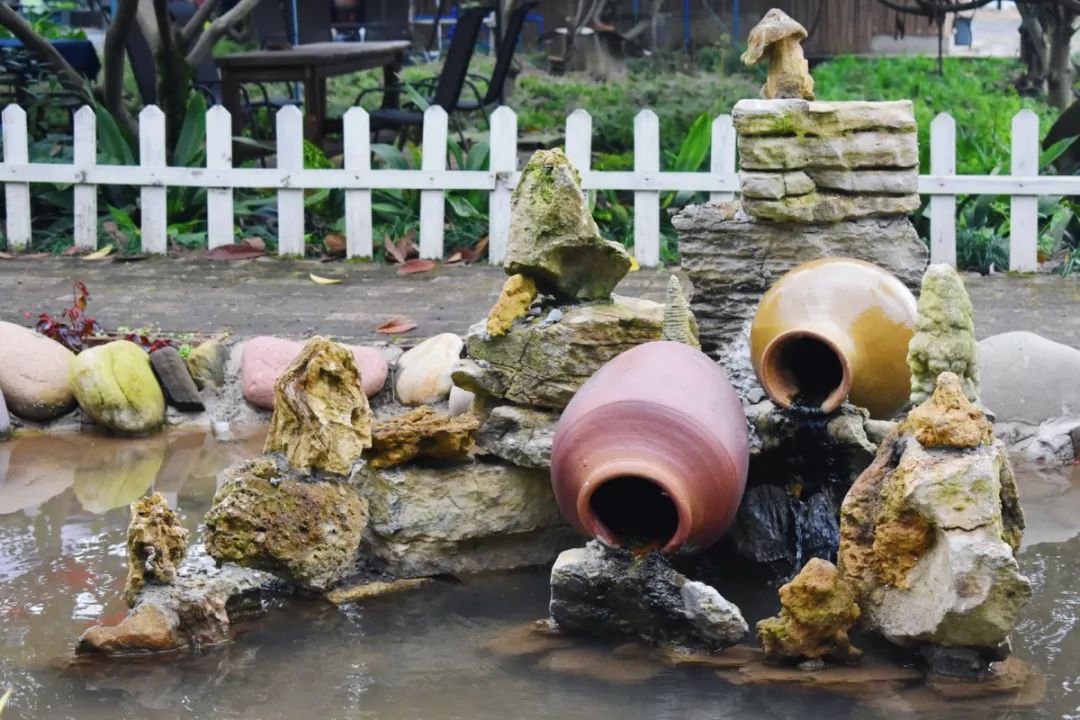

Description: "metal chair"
455 0 538 124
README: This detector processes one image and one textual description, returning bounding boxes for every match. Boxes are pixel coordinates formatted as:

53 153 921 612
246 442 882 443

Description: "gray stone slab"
733 99 917 137
738 131 919 171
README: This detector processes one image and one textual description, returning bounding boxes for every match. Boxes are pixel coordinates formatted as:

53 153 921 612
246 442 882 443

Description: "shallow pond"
0 429 1078 719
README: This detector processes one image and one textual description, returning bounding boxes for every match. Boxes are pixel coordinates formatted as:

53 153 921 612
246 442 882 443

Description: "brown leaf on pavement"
375 316 417 334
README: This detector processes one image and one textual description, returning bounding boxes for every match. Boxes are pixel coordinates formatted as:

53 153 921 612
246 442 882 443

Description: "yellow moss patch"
486 274 538 337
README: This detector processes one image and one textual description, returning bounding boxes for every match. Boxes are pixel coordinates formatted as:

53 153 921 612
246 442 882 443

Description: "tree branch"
185 0 263 66
0 3 92 101
103 0 139 136
181 0 221 45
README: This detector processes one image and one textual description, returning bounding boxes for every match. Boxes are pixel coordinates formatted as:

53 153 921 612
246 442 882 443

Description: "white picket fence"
0 103 1060 270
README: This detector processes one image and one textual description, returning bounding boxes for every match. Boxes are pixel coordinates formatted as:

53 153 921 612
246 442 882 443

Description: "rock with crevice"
124 492 189 607
549 541 748 653
475 403 559 469
908 265 980 406
366 406 479 469
263 336 372 476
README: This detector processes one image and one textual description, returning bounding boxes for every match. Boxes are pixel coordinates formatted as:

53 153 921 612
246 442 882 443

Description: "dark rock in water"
727 485 793 566
150 346 205 412
0 386 10 437
921 645 997 680
549 541 748 653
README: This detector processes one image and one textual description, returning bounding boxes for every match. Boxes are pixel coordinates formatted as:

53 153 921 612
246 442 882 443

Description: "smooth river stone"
70 341 166 435
732 99 917 137
240 336 388 409
738 131 919 171
0 320 76 421
395 333 464 405
150 346 205 412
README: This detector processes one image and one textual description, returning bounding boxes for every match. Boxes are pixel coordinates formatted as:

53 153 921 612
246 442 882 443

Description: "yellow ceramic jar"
750 257 918 420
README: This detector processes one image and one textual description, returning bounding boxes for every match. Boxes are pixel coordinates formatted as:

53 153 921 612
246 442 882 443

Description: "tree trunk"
103 0 140 138
1047 10 1077 109
0 3 91 102
153 0 192 149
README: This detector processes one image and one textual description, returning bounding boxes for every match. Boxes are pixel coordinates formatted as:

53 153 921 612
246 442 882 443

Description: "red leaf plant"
33 280 101 353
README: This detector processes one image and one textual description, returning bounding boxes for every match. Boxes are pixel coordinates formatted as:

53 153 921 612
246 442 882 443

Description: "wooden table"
215 40 410 141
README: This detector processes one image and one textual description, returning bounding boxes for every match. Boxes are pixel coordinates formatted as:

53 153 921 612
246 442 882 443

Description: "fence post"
73 106 98 250
276 105 305 256
139 105 167 253
1010 109 1040 272
634 109 660 267
488 106 517 266
2 104 31 250
206 105 234 250
565 108 592 176
929 112 957 267
343 107 372 259
710 114 736 204
420 106 448 260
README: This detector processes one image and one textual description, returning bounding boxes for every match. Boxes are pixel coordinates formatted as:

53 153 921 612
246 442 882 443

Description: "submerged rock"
549 541 748 653
359 460 573 578
70 341 165 434
78 546 273 655
839 374 1030 660
184 339 229 390
204 456 368 591
505 149 631 301
757 558 861 664
486 274 538 336
150 346 205 412
0 320 76 421
908 264 979 406
395 333 464 405
366 406 479 469
124 492 189 607
263 337 372 476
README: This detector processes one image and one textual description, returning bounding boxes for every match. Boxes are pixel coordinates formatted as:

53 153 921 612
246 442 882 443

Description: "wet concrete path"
0 258 1077 348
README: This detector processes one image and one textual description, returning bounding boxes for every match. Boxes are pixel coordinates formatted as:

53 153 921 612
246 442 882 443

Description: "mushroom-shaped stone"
741 8 815 100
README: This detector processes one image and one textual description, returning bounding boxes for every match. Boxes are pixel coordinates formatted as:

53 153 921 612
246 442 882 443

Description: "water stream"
0 429 1078 719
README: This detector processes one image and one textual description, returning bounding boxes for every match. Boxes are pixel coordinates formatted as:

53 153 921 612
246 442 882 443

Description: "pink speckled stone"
241 336 388 409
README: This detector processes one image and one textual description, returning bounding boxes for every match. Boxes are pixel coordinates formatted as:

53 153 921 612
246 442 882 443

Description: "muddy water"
0 430 1078 720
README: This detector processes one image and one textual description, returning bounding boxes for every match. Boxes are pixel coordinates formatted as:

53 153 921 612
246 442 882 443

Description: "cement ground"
0 257 1077 349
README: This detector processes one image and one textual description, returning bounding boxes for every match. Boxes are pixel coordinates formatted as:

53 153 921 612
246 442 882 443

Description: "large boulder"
124 492 189 607
504 149 631 301
358 460 574 578
70 341 165 434
908 264 979 406
457 295 667 410
549 541 748 652
262 337 372 476
838 374 1030 660
395 333 464 405
204 456 368 591
978 331 1080 423
0 320 76 421
241 336 387 409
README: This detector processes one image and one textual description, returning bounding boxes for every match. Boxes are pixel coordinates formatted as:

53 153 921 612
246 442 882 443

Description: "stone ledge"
733 98 917 137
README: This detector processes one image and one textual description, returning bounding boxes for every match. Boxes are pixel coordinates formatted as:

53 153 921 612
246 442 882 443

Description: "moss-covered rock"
366 406 479 469
505 149 631 301
184 340 229 390
486 274 538 336
70 340 165 434
908 264 979 406
900 372 993 449
204 456 368 591
757 558 861 663
124 492 189 607
263 336 372 476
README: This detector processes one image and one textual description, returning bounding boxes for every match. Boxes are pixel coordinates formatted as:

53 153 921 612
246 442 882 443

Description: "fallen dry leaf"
242 236 267 251
205 244 265 261
83 244 115 260
102 221 127 245
397 258 437 275
375 316 417 334
324 233 346 257
445 251 464 264
383 234 407 263
309 273 344 285
62 245 89 257
459 235 489 264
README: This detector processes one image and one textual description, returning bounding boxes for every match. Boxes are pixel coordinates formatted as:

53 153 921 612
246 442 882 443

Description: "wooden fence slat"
710 114 736 204
343 107 372 259
2 104 31 249
633 109 660 266
206 105 234 249
138 105 167 253
419 106 448 260
565 109 592 175
929 113 957 267
488 106 517 265
276 106 305 256
73 106 98 250
1010 109 1040 272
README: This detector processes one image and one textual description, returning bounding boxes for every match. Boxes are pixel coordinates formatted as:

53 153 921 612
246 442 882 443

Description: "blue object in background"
0 38 101 78
954 16 973 46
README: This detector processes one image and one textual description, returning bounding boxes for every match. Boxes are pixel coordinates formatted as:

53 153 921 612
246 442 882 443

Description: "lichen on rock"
263 336 372 476
757 558 861 664
908 264 979 406
366 406 479 469
487 274 538 336
901 372 993 449
124 492 189 607
661 276 700 348
741 8 814 100
504 149 631 301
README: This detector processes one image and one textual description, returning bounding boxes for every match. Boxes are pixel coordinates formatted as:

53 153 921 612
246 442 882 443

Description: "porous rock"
70 340 165 434
504 149 631 301
756 558 861 663
900 372 993 449
263 336 372 476
549 541 748 652
366 406 479 469
458 295 667 409
184 340 229 390
475 403 559 469
204 456 368 591
240 335 387 408
124 492 189 607
0 320 76 421
358 460 574 578
150 346 205 412
486 273 538 336
395 333 464 405
908 264 979 406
